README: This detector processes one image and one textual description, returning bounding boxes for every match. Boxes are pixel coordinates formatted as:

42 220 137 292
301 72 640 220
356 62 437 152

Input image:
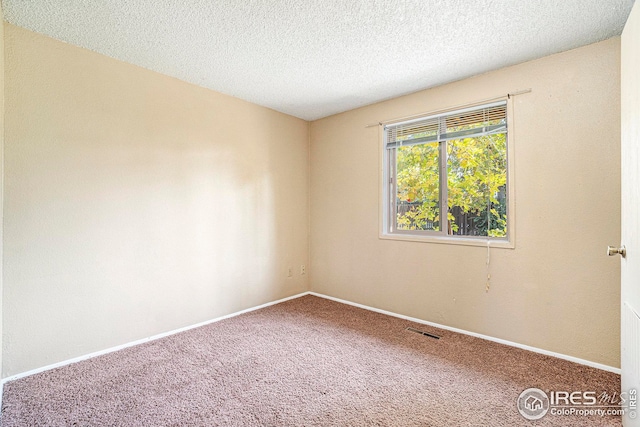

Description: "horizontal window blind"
385 101 507 149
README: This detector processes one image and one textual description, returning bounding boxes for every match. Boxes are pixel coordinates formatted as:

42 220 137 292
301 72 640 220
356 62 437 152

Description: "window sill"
379 232 515 249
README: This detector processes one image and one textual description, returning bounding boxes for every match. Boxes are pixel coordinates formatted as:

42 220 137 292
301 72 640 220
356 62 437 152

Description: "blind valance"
385 101 507 149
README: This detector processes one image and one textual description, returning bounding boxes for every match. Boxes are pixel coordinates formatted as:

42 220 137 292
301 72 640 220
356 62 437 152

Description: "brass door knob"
607 245 626 258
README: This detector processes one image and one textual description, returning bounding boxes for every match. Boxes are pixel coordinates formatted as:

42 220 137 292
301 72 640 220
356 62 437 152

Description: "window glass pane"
446 133 507 237
395 142 440 231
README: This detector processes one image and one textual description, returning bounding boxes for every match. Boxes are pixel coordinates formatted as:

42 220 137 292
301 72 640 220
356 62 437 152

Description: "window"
382 100 512 246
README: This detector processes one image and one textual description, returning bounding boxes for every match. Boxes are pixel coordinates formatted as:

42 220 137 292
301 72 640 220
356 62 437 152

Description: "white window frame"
379 98 515 248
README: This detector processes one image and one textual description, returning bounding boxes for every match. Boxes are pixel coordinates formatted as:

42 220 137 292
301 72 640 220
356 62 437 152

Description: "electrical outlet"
287 267 293 277
300 265 306 275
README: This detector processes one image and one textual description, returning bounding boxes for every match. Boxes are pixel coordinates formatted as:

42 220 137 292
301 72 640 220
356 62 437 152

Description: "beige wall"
3 24 309 377
310 39 621 367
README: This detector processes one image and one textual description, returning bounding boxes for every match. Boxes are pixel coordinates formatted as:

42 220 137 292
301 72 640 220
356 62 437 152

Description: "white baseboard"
2 289 619 385
2 292 312 384
308 292 621 375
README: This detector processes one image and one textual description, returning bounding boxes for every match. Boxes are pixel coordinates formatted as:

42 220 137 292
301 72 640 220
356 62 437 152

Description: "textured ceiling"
2 0 635 120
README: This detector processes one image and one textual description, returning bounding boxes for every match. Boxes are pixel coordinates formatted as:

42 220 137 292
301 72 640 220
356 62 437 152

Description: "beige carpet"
1 295 621 426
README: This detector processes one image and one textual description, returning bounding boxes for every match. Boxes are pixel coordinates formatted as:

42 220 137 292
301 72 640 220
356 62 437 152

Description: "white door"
621 2 640 426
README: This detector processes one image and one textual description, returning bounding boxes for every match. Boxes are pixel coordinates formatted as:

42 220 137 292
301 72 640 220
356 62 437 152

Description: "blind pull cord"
486 240 491 293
